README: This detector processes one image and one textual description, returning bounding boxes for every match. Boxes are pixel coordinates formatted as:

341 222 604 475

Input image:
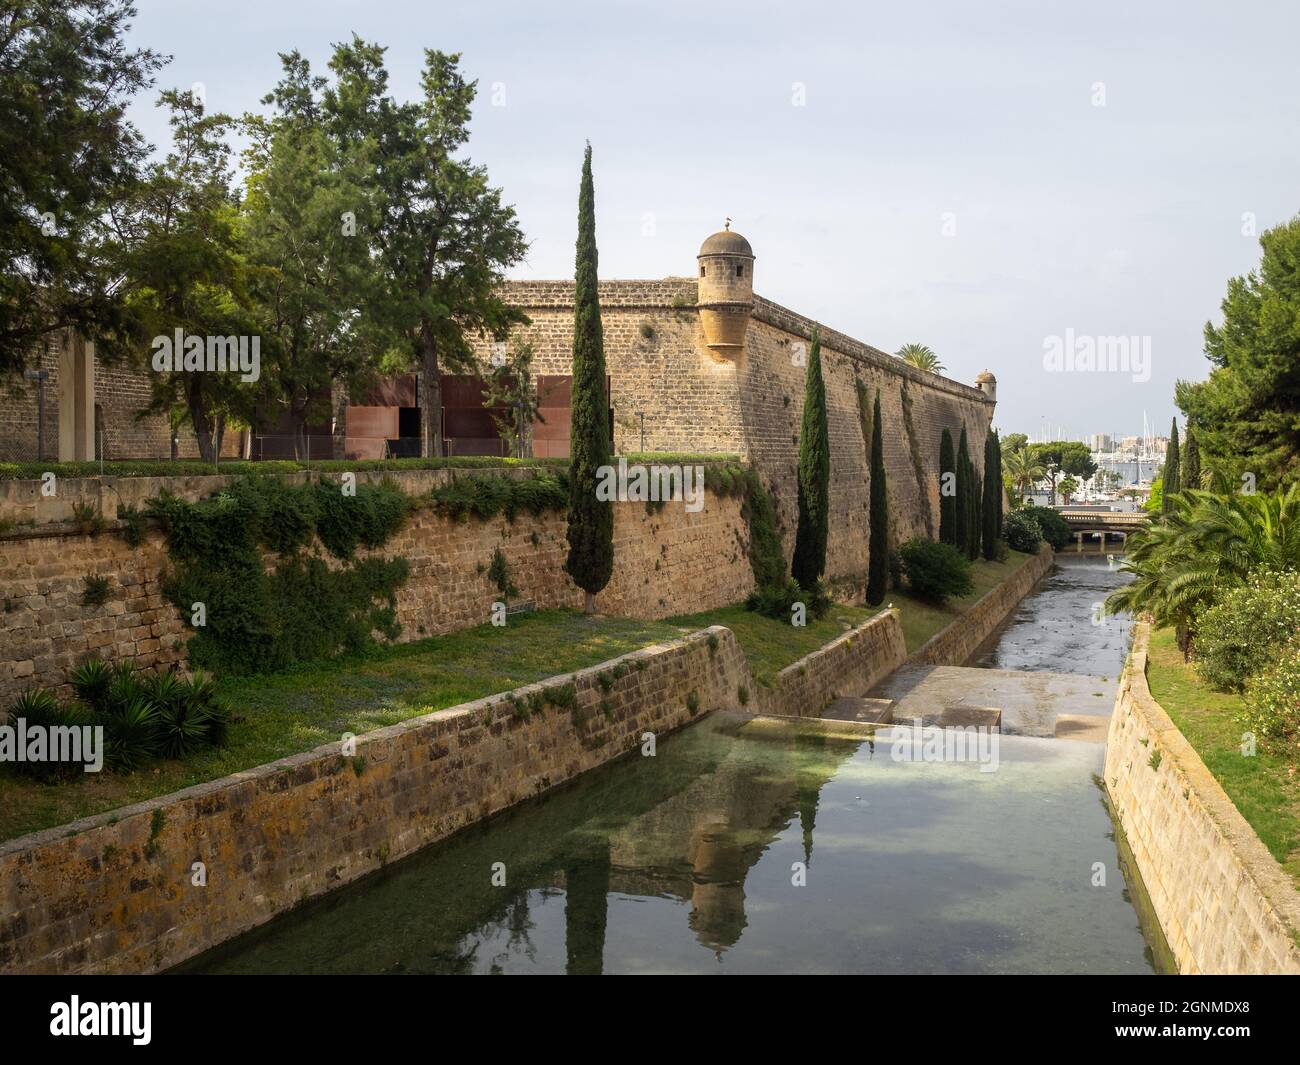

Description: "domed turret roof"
975 369 997 382
699 227 754 258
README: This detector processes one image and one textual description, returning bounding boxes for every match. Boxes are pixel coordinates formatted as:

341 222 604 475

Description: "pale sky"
126 0 1300 442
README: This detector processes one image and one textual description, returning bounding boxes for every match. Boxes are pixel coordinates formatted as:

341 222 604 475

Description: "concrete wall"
907 546 1054 666
0 627 749 975
0 468 754 703
1105 622 1300 974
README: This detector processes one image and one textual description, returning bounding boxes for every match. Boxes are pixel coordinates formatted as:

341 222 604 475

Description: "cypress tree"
982 430 1000 559
955 427 971 554
792 326 831 590
866 388 889 605
994 430 1004 539
1161 418 1180 516
1182 422 1201 492
564 144 614 612
967 457 981 560
939 428 956 545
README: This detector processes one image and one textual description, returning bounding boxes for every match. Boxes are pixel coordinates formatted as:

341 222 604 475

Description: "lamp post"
23 369 50 461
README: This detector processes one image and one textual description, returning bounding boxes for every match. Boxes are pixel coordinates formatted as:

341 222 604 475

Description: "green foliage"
1003 511 1043 553
1242 642 1300 745
955 428 972 557
1145 477 1164 515
982 430 1002 559
896 343 944 373
792 326 831 590
1194 571 1300 692
82 575 111 607
1178 214 1300 490
148 477 410 674
1162 420 1181 515
1002 446 1046 504
0 0 165 375
430 472 568 522
1182 424 1202 492
939 428 956 546
119 504 148 547
1107 486 1300 644
737 684 750 707
745 576 831 622
1020 505 1071 551
5 659 230 781
71 502 105 536
565 144 615 604
1029 441 1097 505
487 547 519 599
867 389 889 605
898 537 974 606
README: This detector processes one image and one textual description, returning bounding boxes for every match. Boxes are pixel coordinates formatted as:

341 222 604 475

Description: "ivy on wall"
147 477 412 675
899 383 935 538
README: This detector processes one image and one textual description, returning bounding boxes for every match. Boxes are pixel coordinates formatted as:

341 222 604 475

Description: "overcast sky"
126 0 1300 443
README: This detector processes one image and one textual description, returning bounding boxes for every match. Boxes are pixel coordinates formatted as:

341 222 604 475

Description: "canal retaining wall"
1105 622 1300 974
907 545 1054 667
0 627 751 974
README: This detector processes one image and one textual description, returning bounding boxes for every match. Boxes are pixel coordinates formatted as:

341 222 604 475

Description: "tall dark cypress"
1182 422 1200 493
993 431 1004 540
1161 418 1180 517
792 326 831 590
866 389 889 605
982 430 1000 559
955 427 971 554
564 144 614 612
939 428 956 545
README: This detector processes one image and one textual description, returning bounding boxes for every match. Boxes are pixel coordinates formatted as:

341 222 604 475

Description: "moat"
179 556 1161 975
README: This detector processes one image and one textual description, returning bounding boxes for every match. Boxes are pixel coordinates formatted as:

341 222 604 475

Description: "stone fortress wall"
465 231 997 595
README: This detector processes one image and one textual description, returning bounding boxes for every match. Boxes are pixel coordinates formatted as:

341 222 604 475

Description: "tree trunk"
188 376 215 463
584 590 596 615
419 337 444 458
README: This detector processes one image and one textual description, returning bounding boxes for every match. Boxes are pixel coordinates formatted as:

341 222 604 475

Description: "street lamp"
23 369 50 462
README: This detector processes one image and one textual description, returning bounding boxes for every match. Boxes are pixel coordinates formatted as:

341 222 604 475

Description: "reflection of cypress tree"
564 844 611 975
794 731 830 866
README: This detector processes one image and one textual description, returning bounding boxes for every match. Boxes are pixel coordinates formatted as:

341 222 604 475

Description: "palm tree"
1002 448 1046 503
897 343 944 374
1105 485 1300 652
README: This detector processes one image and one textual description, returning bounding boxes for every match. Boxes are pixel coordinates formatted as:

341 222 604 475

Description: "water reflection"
179 716 1155 975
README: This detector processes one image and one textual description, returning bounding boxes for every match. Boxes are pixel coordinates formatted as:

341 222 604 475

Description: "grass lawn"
1145 625 1300 885
0 552 1037 842
0 610 682 843
667 551 1038 687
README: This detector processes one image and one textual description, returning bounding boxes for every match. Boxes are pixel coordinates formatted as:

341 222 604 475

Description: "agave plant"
68 658 113 710
1106 485 1300 650
155 698 211 759
896 343 945 374
5 689 93 780
102 696 160 773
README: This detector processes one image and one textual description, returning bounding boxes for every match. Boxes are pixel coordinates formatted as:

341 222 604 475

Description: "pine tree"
866 388 889 605
1182 422 1201 492
1161 419 1181 517
939 428 956 545
792 326 831 590
564 144 614 612
955 427 971 554
982 430 1000 559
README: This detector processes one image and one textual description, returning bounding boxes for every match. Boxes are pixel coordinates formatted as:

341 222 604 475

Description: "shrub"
898 537 973 605
1020 505 1071 551
82 574 111 607
746 576 831 621
1195 571 1300 692
1003 511 1043 553
487 547 519 599
1241 641 1300 744
71 501 105 536
1 689 92 781
118 504 148 547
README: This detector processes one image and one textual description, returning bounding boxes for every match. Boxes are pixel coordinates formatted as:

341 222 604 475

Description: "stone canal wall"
755 609 907 717
0 627 752 975
1105 623 1300 974
907 545 1054 667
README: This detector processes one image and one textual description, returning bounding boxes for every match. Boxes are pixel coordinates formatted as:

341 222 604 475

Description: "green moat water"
179 712 1160 975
